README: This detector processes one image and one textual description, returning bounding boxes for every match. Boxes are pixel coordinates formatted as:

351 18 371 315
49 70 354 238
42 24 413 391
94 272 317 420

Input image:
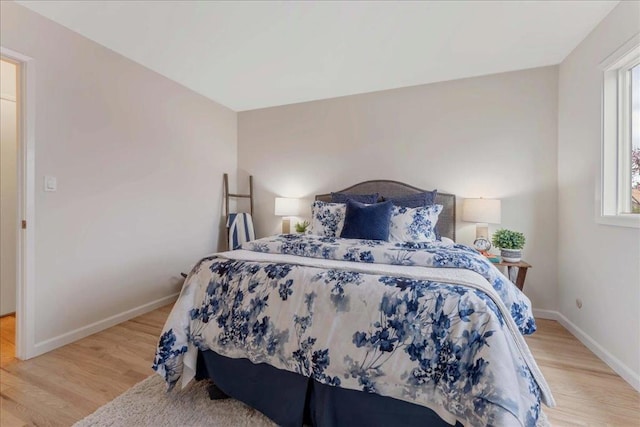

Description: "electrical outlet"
44 176 57 192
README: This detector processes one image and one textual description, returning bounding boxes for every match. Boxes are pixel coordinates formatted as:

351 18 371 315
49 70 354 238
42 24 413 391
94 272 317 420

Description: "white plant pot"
500 248 522 263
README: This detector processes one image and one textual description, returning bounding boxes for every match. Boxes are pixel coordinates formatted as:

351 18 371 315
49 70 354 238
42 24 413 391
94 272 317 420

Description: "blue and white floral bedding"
154 235 554 426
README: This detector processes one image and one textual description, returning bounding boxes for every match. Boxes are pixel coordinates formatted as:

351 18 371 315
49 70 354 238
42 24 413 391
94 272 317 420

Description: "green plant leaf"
294 220 310 232
491 228 525 249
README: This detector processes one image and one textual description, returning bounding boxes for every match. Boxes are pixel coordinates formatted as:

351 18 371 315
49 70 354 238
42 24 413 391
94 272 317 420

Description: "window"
599 37 640 227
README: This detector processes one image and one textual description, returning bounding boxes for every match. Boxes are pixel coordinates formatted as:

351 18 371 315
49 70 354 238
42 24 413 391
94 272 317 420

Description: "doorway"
0 57 19 366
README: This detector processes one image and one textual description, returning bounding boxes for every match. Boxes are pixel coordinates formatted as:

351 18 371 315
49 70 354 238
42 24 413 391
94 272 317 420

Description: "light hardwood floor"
0 306 638 426
0 314 16 368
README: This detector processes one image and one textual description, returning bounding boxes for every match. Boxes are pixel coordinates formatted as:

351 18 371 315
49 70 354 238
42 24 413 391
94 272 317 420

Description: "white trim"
599 33 640 70
616 59 637 213
556 311 640 392
532 308 559 320
533 309 640 392
1 46 37 360
0 92 16 102
598 33 640 227
596 213 640 228
32 293 179 357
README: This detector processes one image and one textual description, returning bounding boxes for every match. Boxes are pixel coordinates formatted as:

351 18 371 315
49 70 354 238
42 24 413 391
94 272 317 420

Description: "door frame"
1 47 36 359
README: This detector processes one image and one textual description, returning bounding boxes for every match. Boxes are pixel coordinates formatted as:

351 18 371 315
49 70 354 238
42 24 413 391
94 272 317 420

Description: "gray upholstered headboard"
315 180 456 241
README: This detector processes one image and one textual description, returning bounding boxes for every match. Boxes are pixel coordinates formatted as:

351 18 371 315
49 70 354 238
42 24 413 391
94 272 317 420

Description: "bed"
153 180 554 427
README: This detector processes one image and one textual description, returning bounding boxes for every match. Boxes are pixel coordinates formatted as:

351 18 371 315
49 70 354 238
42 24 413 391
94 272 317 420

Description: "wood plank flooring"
0 306 638 426
0 306 171 427
0 314 16 368
525 319 640 426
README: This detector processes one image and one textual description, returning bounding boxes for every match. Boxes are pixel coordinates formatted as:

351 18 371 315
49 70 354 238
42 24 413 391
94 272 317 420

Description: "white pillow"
440 236 455 245
389 204 443 242
308 201 346 237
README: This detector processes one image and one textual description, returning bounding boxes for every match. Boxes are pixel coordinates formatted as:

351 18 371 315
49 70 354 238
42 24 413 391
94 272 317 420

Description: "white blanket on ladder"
226 213 255 250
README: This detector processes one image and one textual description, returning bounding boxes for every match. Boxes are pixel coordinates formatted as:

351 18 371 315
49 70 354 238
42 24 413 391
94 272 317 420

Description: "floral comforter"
154 235 554 426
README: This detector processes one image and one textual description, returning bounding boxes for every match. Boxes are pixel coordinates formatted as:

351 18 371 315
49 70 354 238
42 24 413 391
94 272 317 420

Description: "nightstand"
491 260 531 291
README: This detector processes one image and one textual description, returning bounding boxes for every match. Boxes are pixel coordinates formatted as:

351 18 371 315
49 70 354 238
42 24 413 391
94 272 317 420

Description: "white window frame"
598 34 640 228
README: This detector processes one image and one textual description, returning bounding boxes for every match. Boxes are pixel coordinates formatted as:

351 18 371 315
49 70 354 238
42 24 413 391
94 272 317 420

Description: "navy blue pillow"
340 200 393 241
383 190 437 208
331 192 379 204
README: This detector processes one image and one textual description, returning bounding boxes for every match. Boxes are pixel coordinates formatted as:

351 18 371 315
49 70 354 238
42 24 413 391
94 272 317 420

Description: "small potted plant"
295 220 310 234
492 229 525 262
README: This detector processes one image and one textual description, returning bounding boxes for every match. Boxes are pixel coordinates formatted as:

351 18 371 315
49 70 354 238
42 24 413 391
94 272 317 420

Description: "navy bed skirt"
196 350 461 427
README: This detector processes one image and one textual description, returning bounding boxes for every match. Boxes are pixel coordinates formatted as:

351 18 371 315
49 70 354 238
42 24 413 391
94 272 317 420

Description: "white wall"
1 59 18 316
558 1 640 386
238 66 559 311
5 0 634 387
0 2 237 351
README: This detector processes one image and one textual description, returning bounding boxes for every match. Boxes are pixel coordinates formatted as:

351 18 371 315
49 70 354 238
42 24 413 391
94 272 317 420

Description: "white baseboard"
532 309 559 320
533 308 639 392
31 293 179 357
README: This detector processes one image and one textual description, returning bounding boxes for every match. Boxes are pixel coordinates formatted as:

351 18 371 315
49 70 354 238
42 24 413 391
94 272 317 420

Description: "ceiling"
17 0 618 111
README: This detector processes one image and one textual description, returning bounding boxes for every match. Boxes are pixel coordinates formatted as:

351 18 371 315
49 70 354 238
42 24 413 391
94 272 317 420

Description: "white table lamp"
462 198 501 252
275 197 301 234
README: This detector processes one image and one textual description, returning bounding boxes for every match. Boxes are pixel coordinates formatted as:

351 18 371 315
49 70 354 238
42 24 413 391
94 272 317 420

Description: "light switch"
44 176 57 192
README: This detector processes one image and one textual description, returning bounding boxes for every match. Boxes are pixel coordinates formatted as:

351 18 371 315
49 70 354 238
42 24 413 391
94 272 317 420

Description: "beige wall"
239 66 559 311
558 1 640 385
1 59 18 316
0 2 237 348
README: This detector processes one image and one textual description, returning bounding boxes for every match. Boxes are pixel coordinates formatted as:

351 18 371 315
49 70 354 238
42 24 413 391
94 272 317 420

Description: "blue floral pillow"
309 201 346 237
389 204 443 242
331 192 379 204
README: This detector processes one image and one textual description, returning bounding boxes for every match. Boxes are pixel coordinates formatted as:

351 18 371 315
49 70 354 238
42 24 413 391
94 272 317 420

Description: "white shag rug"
73 375 277 427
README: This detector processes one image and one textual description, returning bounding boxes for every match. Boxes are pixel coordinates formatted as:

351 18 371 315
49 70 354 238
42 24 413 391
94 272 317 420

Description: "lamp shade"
274 197 300 216
462 198 501 224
